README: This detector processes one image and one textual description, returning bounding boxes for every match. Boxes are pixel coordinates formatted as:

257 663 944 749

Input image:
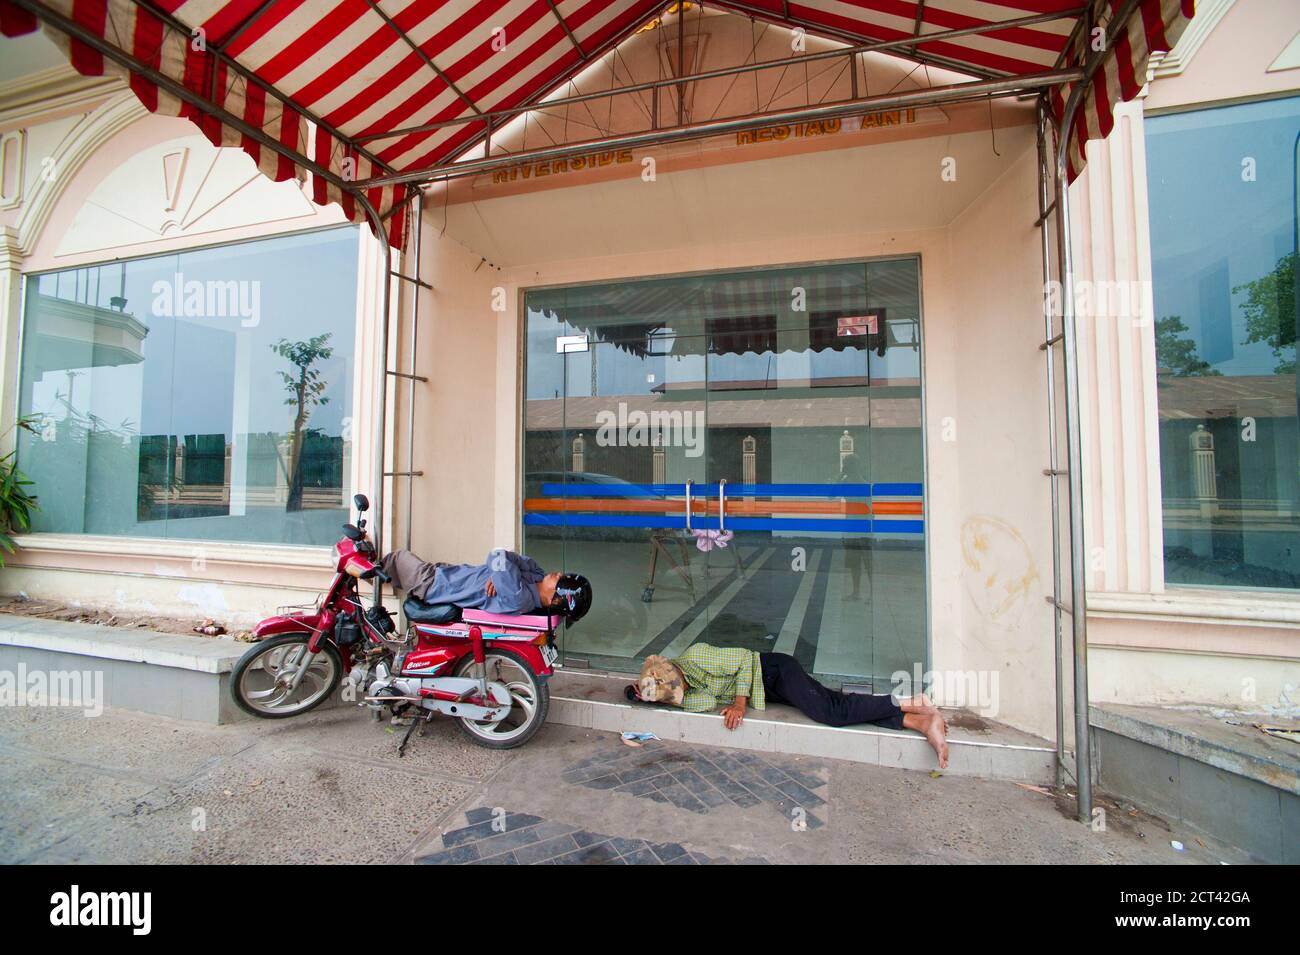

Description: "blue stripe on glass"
537 482 918 498
870 519 926 535
523 514 924 534
870 483 923 496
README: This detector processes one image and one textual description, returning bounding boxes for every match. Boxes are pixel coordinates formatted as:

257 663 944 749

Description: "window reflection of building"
16 226 360 547
1147 96 1300 590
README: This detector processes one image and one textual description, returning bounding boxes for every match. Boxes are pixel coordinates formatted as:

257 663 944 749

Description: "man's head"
636 655 685 706
538 572 593 624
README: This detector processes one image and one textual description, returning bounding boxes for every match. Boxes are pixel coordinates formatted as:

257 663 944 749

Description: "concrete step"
0 611 1057 788
549 668 1058 784
1090 702 1300 863
0 612 250 723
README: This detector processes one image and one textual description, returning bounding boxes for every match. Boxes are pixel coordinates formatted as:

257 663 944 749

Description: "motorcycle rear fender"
251 612 348 668
251 613 323 641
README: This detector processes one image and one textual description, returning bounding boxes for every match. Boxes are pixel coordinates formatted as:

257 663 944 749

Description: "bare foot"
921 713 949 768
897 695 939 716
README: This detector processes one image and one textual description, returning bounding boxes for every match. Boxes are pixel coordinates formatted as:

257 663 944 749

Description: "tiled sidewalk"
418 807 769 864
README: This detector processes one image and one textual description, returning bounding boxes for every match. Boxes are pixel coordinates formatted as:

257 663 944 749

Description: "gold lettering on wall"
736 109 915 146
491 149 636 184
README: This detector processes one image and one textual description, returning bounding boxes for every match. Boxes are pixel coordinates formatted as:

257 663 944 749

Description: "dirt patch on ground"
945 710 991 733
0 595 253 641
1045 785 1174 841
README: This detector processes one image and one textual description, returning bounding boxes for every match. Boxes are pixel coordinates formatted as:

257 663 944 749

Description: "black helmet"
554 574 593 624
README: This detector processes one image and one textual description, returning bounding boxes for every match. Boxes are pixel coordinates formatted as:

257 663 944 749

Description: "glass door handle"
718 478 727 532
684 479 694 532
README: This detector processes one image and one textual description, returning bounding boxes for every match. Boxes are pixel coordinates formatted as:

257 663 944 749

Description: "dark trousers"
760 652 904 730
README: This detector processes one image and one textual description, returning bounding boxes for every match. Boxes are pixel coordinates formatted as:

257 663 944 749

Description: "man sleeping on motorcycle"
379 548 592 622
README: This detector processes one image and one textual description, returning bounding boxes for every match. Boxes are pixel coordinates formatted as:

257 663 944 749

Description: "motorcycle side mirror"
353 494 370 513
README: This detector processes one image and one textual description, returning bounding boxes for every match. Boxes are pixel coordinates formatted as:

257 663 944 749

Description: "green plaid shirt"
671 643 766 713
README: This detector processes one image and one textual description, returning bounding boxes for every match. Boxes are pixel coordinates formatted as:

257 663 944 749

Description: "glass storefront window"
1147 96 1300 590
522 259 927 686
17 226 360 546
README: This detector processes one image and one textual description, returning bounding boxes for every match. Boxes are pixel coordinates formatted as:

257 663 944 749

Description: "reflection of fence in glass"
135 432 345 521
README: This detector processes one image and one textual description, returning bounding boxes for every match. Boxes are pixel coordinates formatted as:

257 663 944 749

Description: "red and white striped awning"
0 1 1196 249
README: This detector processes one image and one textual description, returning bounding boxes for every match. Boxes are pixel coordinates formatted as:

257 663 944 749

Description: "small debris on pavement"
621 731 661 747
1171 840 1184 852
1016 783 1053 796
193 618 227 636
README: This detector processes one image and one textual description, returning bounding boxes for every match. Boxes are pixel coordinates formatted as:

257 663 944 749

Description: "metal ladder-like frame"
383 194 429 554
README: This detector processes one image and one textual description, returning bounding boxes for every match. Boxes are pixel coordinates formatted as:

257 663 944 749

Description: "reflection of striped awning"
2 1 1196 247
531 263 875 356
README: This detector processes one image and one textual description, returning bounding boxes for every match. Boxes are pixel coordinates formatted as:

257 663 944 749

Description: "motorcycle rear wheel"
231 633 342 719
453 648 549 749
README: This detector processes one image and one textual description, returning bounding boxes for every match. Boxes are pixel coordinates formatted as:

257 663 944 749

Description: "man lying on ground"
630 643 948 768
380 548 592 621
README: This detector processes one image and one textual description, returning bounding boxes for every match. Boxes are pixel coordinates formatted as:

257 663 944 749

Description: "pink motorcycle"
230 494 558 751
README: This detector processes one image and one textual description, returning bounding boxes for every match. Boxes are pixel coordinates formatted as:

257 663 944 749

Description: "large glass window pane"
1147 96 1300 589
521 260 927 687
17 226 360 546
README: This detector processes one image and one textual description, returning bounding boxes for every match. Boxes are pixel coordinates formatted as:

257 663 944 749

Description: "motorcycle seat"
402 595 462 624
461 607 561 631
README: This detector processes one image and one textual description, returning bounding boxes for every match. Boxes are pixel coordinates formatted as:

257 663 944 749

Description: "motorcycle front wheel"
231 633 342 719
453 648 549 749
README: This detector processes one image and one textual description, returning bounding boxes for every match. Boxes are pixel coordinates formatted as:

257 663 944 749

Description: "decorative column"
0 227 25 456
571 433 585 472
1189 424 1218 517
1068 98 1166 594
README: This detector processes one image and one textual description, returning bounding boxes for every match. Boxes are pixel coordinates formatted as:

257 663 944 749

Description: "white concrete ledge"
1088 589 1300 628
0 612 246 674
1091 702 1300 796
549 670 1058 784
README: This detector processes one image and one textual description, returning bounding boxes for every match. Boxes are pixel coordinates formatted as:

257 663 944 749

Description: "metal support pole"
1051 101 1093 826
354 194 393 568
1035 98 1067 791
1043 0 1144 826
403 194 424 553
676 4 686 127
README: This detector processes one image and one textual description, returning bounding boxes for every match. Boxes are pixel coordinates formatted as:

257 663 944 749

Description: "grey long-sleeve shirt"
383 549 546 615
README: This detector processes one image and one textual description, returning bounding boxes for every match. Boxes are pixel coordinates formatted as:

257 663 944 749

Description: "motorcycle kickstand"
397 712 428 758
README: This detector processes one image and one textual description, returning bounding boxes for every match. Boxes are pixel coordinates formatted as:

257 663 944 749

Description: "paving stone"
620 847 662 865
418 843 480 865
513 833 581 865
473 851 520 864
553 840 621 864
649 841 688 862
473 826 542 855
775 778 826 808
